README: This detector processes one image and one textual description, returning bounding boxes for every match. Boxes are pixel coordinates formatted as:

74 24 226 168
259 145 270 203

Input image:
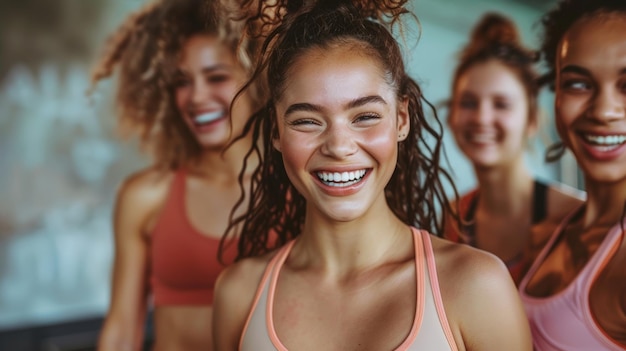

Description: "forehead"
279 45 394 104
558 14 626 69
457 60 526 96
179 34 234 66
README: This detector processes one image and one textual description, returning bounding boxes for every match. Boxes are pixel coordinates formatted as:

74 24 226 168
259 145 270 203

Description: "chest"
272 266 417 351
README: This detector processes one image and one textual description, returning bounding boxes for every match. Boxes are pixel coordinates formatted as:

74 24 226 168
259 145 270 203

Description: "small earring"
398 133 406 139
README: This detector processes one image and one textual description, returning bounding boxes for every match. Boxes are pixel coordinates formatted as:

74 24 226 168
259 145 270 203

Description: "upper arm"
213 258 268 351
99 170 169 350
452 251 532 351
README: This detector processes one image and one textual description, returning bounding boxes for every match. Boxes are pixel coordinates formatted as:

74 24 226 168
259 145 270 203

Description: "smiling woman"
213 0 532 350
518 1 626 349
89 0 266 350
443 12 584 286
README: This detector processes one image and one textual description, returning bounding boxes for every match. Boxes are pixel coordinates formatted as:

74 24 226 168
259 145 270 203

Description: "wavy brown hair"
223 0 460 260
450 13 539 127
90 0 265 169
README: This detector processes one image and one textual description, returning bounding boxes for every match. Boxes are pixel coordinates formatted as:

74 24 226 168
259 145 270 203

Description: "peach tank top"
239 227 458 350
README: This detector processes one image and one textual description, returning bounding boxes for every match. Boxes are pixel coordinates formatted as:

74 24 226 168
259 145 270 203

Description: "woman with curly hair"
518 0 626 349
443 13 584 286
213 0 532 349
91 0 266 350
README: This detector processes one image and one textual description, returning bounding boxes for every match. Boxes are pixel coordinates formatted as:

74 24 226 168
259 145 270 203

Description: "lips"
315 169 367 187
577 132 626 160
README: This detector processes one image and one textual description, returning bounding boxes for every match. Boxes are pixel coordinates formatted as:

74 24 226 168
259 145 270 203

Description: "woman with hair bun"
91 0 267 350
213 1 532 350
444 12 584 286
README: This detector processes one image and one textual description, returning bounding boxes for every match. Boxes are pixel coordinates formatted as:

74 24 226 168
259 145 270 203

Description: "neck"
581 177 626 228
473 158 534 215
294 198 411 278
186 135 257 182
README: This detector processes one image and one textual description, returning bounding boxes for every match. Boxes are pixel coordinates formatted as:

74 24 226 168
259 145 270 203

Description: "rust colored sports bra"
150 170 238 306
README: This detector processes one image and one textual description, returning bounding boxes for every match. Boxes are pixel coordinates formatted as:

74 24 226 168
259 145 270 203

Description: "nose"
320 123 358 159
471 101 494 125
191 79 211 105
587 86 625 122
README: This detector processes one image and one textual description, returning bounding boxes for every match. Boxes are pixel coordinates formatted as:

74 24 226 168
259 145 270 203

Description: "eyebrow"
176 64 233 75
560 65 591 76
560 65 626 76
284 95 388 117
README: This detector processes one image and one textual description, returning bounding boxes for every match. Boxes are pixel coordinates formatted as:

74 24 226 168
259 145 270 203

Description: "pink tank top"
150 169 238 305
239 227 458 350
518 208 625 350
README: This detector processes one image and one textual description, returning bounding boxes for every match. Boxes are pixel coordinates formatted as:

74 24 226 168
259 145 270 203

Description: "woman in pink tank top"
213 1 532 350
91 1 267 350
518 1 626 349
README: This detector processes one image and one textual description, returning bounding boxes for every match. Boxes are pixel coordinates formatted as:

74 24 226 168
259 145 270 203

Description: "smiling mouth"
194 111 224 125
582 134 626 151
466 131 498 143
316 169 367 187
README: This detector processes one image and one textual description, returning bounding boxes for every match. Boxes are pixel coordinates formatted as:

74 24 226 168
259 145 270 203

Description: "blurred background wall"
0 0 574 350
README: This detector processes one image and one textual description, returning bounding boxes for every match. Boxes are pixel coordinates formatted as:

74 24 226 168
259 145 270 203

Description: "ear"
397 97 410 141
272 129 282 152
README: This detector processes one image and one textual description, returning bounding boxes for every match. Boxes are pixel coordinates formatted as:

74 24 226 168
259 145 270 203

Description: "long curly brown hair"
90 0 265 169
223 0 460 260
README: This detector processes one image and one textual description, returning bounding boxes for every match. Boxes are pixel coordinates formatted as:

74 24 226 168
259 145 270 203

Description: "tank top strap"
418 229 459 351
160 168 187 213
519 204 584 294
239 240 296 351
581 217 625 301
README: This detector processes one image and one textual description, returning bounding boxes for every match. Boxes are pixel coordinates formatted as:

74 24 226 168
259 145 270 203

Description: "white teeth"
195 111 224 124
468 132 497 143
584 134 626 145
316 169 367 187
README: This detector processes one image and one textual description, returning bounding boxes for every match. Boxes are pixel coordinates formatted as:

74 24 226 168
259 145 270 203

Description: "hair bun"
461 12 523 61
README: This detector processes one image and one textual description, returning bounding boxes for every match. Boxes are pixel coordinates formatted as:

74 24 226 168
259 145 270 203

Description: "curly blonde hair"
91 0 265 169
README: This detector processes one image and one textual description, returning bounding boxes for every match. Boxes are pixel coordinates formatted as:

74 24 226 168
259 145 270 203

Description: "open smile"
581 133 626 152
193 110 225 126
315 169 368 187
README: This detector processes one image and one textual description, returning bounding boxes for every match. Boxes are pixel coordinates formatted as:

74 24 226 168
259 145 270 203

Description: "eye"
457 98 477 109
494 100 511 110
560 79 592 92
206 74 231 84
618 78 626 94
286 117 323 132
354 113 381 124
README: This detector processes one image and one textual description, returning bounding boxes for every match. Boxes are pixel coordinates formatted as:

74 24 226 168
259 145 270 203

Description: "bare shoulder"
546 181 585 220
118 167 173 203
429 236 532 350
213 251 278 350
216 252 275 300
430 235 511 289
113 167 175 235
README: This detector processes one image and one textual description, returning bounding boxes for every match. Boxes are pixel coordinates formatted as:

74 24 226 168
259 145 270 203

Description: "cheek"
278 132 312 172
363 127 398 161
174 87 189 113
